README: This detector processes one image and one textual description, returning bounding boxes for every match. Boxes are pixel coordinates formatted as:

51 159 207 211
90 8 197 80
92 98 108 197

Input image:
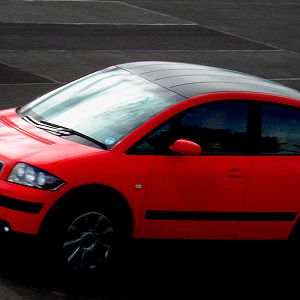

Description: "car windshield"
19 67 184 148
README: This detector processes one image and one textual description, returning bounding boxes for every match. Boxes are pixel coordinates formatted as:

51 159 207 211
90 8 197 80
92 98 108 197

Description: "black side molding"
145 210 297 222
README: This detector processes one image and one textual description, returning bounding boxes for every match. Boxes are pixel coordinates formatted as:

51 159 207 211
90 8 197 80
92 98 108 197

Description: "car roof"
117 61 300 100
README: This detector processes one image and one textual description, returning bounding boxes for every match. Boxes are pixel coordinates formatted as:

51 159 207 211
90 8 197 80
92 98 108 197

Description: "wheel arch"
39 184 134 238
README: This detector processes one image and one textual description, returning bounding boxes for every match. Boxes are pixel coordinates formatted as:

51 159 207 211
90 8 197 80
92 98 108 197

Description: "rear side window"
260 103 300 154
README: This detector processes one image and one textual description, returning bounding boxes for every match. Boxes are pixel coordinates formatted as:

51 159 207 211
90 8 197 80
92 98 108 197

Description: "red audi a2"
0 61 300 271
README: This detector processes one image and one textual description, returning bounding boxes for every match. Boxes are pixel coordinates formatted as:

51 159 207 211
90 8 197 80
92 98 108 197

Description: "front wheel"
61 211 115 272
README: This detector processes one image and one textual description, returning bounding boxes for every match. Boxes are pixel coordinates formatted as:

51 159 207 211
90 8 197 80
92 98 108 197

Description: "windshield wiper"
22 115 107 150
40 119 108 150
23 115 71 135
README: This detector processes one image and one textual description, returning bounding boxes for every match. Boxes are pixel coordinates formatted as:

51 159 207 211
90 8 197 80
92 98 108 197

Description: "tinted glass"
133 101 248 154
178 101 248 153
260 103 300 154
19 67 184 148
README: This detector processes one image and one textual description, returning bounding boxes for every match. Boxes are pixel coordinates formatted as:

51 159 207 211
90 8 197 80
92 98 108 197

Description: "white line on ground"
122 1 295 53
172 2 300 5
13 0 197 26
11 0 294 52
272 78 300 81
20 0 300 4
2 79 299 87
0 49 286 52
116 1 197 25
0 59 60 83
0 83 64 86
191 23 284 51
21 0 110 1
145 2 300 5
2 22 197 26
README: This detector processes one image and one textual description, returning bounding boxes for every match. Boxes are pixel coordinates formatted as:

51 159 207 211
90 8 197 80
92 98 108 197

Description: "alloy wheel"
62 212 114 271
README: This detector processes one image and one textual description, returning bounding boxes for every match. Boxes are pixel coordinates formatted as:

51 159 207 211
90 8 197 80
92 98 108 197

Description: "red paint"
169 139 202 155
0 91 299 240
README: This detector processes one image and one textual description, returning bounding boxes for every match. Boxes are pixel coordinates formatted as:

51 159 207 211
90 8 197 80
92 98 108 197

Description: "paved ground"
0 0 300 109
0 0 299 299
0 238 299 299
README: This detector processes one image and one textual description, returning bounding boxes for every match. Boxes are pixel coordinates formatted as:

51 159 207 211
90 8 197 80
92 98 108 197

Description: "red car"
0 61 299 271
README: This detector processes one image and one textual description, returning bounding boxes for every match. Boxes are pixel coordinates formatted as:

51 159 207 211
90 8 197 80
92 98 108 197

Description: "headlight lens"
8 163 64 190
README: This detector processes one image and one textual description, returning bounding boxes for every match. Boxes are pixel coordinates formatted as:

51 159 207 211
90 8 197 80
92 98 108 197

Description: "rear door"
237 102 300 239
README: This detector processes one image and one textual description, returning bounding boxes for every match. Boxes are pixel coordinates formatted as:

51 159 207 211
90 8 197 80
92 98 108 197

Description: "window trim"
127 100 251 156
257 101 300 155
127 99 300 156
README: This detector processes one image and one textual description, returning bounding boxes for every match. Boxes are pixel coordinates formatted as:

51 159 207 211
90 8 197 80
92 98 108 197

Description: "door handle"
227 168 244 178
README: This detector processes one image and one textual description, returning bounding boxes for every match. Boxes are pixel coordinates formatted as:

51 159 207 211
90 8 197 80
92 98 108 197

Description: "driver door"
135 100 252 239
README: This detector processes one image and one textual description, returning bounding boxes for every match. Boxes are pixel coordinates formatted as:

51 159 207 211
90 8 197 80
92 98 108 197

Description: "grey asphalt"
0 0 299 299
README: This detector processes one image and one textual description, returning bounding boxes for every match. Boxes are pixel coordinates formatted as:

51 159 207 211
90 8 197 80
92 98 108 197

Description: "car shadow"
0 236 298 299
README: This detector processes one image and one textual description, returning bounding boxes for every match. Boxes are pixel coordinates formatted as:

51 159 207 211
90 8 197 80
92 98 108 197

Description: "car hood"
0 108 102 165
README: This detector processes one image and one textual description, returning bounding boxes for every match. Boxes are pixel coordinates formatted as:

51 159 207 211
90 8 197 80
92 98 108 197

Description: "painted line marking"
0 49 286 52
23 0 124 1
188 22 283 51
21 0 300 4
5 1 292 51
116 1 197 25
0 22 197 26
0 83 64 86
0 49 286 53
119 2 293 52
0 59 60 83
140 1 300 4
272 78 300 81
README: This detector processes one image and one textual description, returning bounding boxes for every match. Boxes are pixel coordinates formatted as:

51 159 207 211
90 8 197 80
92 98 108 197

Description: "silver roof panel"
117 61 300 99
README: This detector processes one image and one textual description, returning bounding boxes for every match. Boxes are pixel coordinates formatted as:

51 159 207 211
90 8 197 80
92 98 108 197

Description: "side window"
130 101 248 154
130 121 175 154
260 103 300 154
178 101 248 154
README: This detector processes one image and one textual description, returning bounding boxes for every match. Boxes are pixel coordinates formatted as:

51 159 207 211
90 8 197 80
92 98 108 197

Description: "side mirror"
169 139 202 155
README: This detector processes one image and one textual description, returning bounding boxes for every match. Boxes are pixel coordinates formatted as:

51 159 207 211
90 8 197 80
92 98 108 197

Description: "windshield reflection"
20 67 184 148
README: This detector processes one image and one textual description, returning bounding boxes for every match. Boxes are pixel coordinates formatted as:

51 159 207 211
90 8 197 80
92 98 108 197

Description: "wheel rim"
62 212 114 271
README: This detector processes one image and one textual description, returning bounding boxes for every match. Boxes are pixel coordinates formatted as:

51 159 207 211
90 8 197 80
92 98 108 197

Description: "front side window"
259 103 300 154
178 101 248 153
132 101 249 154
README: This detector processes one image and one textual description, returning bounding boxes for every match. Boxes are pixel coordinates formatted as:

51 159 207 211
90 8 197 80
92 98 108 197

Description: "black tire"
44 204 129 275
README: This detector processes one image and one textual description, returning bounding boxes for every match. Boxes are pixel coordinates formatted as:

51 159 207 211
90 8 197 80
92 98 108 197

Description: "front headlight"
8 163 64 190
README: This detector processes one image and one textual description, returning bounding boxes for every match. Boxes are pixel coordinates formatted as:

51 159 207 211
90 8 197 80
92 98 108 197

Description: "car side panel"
137 155 251 239
237 156 300 239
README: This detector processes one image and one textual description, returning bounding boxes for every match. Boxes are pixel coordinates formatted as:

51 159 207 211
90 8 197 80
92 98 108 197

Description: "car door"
237 101 300 240
133 100 252 240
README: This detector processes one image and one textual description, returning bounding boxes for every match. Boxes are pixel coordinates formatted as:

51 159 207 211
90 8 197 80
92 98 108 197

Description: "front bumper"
0 194 43 213
0 179 63 235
